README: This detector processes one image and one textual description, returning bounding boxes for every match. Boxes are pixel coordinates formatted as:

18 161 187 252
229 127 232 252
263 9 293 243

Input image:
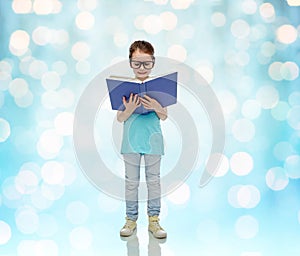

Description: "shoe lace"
123 220 135 230
150 218 164 232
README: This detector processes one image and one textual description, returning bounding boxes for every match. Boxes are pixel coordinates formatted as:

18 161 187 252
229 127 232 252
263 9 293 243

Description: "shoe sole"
120 227 137 237
148 229 167 239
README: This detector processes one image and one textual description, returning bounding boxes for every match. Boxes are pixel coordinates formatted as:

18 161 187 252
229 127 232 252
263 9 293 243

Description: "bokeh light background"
1 0 300 255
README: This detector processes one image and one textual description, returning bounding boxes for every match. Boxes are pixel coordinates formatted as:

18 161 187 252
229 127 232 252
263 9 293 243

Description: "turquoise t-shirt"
121 112 164 155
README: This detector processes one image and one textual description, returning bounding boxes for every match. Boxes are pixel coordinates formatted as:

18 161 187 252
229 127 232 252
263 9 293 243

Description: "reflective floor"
121 230 167 256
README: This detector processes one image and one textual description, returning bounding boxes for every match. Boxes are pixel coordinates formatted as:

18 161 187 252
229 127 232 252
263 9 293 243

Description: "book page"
108 75 139 83
108 71 177 83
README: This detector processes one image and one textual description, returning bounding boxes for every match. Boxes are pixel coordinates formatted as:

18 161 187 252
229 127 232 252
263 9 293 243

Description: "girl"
117 40 167 239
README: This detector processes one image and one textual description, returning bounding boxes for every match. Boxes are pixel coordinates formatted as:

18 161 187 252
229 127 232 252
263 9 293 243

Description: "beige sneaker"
148 216 167 239
120 217 137 237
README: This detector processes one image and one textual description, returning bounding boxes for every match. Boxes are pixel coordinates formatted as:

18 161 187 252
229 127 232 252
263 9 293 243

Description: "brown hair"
129 40 154 59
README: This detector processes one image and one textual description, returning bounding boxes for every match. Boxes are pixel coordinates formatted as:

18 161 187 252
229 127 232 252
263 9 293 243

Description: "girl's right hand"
117 94 141 122
123 93 141 112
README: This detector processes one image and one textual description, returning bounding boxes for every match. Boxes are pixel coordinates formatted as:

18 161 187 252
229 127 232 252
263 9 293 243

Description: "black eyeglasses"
129 58 155 70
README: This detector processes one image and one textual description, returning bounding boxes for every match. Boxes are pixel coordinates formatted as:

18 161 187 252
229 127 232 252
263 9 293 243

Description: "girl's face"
130 49 154 81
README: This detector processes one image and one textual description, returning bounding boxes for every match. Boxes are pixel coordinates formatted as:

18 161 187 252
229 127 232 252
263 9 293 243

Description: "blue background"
0 0 300 255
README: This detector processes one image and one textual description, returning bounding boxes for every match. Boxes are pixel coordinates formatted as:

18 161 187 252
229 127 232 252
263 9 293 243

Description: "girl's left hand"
140 95 161 111
141 95 168 120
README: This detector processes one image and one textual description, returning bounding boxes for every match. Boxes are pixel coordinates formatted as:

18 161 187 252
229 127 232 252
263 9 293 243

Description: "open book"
106 72 177 114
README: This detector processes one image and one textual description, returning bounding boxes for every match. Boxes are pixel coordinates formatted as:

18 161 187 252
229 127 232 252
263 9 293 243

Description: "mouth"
138 71 147 75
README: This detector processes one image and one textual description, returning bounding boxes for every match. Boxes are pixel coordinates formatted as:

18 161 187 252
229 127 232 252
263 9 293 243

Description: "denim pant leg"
144 154 161 217
123 153 141 221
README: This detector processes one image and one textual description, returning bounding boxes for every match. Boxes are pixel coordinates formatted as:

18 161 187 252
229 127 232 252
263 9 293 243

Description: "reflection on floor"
121 229 167 256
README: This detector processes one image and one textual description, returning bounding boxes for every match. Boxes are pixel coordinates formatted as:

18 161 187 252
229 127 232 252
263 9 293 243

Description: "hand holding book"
140 95 161 110
120 93 167 121
140 95 167 120
123 93 141 112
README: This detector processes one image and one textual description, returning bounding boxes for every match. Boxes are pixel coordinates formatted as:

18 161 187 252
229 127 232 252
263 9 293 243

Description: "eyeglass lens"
130 60 154 69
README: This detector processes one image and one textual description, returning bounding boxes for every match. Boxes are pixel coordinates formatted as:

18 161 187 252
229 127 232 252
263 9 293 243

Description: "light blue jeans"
123 153 161 221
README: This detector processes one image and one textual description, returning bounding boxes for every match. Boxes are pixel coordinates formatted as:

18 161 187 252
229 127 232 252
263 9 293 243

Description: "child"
117 40 167 239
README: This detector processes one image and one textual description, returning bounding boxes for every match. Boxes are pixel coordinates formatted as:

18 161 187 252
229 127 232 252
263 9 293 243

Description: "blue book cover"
106 72 177 114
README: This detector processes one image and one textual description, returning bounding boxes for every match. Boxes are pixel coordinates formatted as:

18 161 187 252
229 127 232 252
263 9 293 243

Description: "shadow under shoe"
148 230 167 244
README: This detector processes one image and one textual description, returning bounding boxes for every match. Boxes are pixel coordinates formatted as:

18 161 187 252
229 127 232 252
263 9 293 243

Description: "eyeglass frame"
129 57 155 70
